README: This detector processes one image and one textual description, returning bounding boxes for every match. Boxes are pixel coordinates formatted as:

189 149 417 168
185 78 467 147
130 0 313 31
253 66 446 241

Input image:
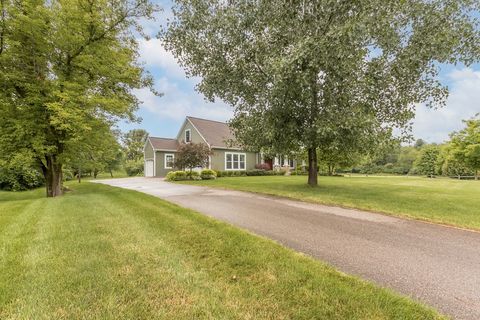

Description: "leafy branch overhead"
163 0 480 185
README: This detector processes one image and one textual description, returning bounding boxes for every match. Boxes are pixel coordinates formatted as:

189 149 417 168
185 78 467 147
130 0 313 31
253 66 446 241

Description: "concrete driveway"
95 177 480 320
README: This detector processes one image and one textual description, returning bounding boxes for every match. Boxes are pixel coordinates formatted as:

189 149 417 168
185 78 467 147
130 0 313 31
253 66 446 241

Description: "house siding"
155 151 176 177
210 149 258 171
177 120 206 144
144 141 154 159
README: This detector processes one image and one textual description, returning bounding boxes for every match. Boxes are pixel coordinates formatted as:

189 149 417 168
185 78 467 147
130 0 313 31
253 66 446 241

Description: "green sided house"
144 116 267 177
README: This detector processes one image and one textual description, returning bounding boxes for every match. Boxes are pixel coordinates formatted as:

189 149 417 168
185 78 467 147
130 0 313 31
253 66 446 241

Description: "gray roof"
187 116 238 149
149 137 179 150
147 116 240 151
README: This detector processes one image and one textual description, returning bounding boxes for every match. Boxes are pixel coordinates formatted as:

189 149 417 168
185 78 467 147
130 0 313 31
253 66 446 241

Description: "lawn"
180 175 480 230
0 183 442 319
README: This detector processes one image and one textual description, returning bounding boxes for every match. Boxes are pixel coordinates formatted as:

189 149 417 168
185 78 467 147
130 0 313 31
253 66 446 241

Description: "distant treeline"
347 116 479 179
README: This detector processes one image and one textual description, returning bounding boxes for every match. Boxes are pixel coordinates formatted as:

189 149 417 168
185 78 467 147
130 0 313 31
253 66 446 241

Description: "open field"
180 175 480 230
0 182 442 319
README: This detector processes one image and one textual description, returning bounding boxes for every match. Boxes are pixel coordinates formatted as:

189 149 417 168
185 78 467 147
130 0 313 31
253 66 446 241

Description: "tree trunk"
41 155 63 197
476 170 478 180
78 167 81 183
110 169 113 178
307 147 318 186
93 168 98 179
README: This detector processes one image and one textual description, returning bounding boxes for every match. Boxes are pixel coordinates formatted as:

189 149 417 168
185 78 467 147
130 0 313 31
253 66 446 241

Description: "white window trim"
225 152 246 171
185 129 191 143
288 158 295 169
164 153 175 169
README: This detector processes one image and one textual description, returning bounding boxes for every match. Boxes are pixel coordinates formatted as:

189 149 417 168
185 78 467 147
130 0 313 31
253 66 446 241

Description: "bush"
166 170 205 181
215 169 281 177
290 171 308 176
273 169 288 176
166 171 188 181
125 159 143 176
255 163 271 170
246 169 268 176
0 166 44 191
200 169 217 180
62 168 75 181
187 170 202 180
215 170 248 177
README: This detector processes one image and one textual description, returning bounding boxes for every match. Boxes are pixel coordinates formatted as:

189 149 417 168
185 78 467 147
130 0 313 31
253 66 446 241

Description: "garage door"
145 160 154 177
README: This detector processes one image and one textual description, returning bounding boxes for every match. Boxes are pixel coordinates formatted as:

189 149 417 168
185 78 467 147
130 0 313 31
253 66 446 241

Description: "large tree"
0 0 158 196
123 129 149 161
449 115 480 179
122 129 149 176
164 0 480 186
66 125 123 181
413 144 440 177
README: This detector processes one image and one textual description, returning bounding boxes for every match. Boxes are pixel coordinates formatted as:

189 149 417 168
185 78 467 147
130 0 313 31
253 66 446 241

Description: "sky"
120 1 480 144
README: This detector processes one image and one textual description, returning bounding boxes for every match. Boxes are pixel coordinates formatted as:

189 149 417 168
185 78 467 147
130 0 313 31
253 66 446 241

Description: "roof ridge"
149 136 176 140
187 116 228 124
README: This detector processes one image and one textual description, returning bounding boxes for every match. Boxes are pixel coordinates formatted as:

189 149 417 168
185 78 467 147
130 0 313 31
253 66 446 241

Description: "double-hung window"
165 154 175 169
185 129 191 143
288 158 295 168
225 152 246 170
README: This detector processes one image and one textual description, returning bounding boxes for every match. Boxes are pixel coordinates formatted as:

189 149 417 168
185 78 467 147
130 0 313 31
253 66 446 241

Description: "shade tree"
0 0 158 196
164 0 480 186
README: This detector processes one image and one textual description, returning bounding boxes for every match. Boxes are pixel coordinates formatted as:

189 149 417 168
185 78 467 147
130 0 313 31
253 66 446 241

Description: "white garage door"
145 160 154 177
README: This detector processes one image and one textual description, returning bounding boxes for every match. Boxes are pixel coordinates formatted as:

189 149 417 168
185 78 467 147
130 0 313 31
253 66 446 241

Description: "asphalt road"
96 177 480 319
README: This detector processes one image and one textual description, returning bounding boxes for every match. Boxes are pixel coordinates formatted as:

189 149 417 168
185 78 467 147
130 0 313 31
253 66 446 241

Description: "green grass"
80 170 130 180
0 183 442 319
179 175 480 230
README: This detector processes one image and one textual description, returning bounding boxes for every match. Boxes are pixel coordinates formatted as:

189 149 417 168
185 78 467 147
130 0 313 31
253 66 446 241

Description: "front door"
265 159 273 170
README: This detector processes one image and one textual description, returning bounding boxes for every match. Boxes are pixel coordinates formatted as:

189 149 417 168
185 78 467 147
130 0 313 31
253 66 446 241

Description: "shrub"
215 170 251 177
290 171 308 176
187 170 202 180
124 159 143 176
0 166 44 191
201 169 217 180
246 169 268 176
272 169 287 176
215 169 282 177
62 168 75 181
255 163 271 170
165 171 188 181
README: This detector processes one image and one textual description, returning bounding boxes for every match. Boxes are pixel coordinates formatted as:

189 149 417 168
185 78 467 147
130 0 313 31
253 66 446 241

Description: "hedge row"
166 169 217 181
166 168 293 181
216 169 293 177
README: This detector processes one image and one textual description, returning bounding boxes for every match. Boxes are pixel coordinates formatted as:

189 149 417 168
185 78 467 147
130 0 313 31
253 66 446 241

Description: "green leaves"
174 142 212 171
164 0 479 162
448 116 480 176
0 0 159 195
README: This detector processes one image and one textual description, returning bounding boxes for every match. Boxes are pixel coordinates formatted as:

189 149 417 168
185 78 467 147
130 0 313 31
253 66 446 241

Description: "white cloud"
134 77 233 122
412 68 480 143
137 38 186 78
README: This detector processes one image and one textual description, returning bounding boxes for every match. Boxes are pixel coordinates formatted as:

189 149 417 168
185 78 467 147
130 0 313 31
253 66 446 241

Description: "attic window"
185 129 191 143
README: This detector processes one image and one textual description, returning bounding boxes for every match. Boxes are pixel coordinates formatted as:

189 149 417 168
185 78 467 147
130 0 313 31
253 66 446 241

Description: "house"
143 116 298 177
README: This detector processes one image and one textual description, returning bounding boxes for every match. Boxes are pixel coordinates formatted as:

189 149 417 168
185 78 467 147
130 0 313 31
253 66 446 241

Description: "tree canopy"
174 142 212 172
448 115 480 179
0 0 158 196
164 0 480 185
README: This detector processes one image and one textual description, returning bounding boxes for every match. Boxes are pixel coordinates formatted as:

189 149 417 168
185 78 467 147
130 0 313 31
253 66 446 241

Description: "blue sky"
120 1 480 144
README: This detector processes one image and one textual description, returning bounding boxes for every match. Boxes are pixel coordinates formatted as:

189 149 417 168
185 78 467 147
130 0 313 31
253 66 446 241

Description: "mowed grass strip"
180 175 480 230
0 183 442 319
